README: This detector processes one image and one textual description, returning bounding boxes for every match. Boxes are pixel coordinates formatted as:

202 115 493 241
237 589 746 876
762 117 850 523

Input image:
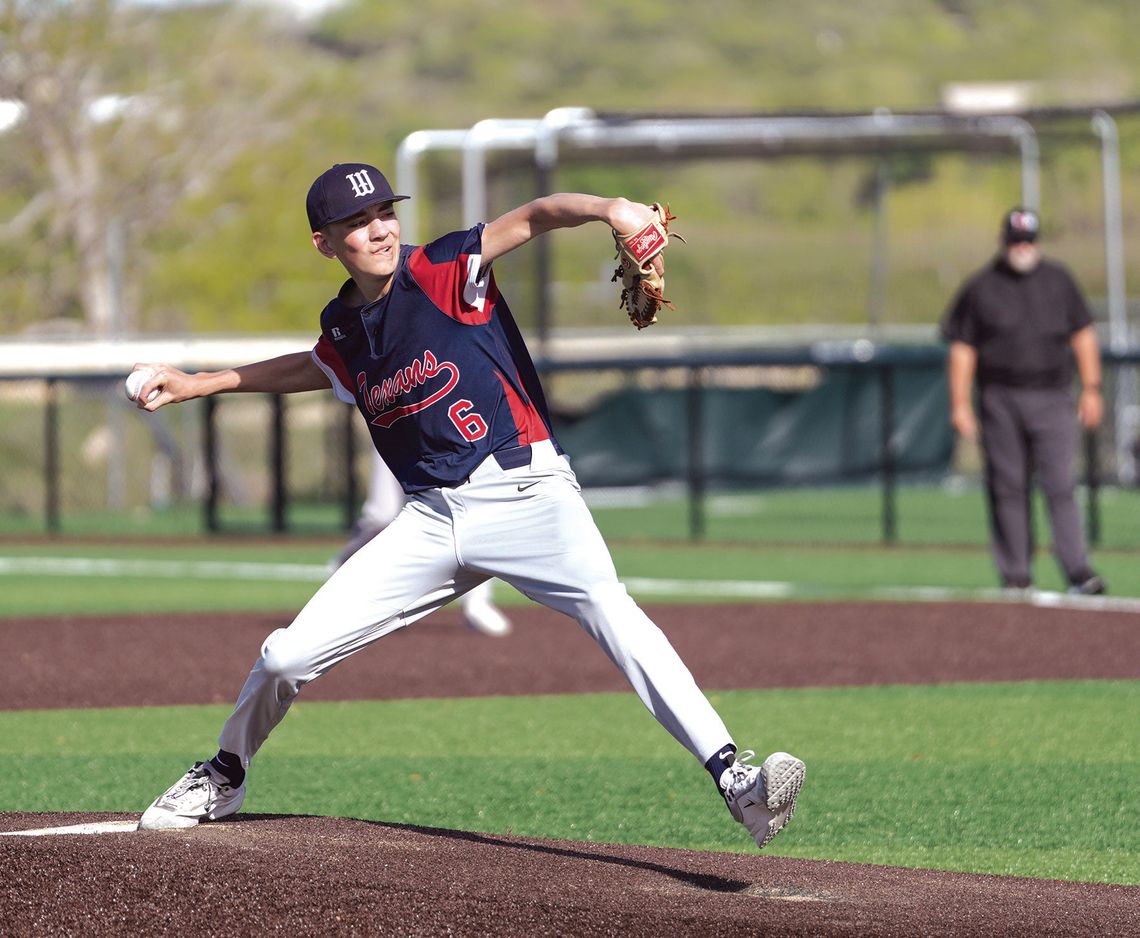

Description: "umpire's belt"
491 441 564 471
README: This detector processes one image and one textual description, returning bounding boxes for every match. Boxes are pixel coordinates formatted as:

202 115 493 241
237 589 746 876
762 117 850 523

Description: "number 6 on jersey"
448 399 487 441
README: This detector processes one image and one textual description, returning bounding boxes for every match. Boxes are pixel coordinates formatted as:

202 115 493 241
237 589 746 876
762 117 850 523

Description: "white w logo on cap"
346 170 375 198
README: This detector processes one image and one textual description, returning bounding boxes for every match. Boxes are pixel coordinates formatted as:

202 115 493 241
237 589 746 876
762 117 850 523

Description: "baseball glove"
611 202 685 329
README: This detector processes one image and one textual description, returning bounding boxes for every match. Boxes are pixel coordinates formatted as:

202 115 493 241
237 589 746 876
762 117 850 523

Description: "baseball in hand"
125 369 159 403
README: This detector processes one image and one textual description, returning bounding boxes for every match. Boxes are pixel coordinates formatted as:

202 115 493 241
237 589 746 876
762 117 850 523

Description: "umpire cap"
1001 207 1039 244
306 163 409 232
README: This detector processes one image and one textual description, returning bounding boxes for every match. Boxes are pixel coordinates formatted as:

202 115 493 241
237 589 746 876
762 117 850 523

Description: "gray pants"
978 384 1093 587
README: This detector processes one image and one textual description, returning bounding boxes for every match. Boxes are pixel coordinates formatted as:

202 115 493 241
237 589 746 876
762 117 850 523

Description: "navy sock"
209 750 245 787
704 744 737 791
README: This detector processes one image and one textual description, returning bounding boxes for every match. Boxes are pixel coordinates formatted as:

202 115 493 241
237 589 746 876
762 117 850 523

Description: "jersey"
311 225 561 492
940 257 1093 390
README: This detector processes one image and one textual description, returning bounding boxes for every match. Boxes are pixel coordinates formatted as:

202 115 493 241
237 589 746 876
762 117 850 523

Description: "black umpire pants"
978 383 1093 588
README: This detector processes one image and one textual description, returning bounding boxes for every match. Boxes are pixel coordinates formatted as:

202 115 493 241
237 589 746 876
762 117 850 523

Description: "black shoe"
1068 574 1107 596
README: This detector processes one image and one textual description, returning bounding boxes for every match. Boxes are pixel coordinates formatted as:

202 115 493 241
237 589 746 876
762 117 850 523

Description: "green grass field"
1 682 1136 884
594 484 1140 552
1 527 1139 617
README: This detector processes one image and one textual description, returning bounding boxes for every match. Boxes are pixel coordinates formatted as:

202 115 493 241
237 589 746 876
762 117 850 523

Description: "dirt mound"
2 813 1134 937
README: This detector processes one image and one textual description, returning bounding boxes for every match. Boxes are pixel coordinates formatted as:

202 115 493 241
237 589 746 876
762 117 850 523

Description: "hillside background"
2 0 1139 339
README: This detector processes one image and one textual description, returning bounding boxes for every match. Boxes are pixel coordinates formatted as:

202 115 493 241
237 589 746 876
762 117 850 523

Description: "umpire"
941 207 1106 595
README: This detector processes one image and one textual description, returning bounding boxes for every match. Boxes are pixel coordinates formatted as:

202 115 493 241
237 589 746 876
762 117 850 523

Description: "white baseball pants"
357 447 499 612
217 440 732 767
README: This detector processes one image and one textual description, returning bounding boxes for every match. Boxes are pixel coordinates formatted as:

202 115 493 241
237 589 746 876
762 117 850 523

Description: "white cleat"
139 761 246 831
720 750 805 849
461 589 512 637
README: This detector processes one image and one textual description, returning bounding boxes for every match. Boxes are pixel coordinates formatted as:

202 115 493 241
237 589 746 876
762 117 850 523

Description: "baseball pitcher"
131 162 805 849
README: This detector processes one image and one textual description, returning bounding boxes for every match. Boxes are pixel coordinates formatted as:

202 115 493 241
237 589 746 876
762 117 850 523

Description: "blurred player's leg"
331 451 408 569
461 579 511 636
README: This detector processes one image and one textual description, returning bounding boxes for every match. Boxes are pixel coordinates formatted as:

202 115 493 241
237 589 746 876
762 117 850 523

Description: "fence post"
44 378 60 534
880 364 897 544
686 367 706 541
203 396 219 533
1084 428 1101 546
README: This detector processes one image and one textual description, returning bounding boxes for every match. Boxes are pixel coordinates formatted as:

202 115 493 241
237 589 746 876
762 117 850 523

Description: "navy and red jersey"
311 225 560 492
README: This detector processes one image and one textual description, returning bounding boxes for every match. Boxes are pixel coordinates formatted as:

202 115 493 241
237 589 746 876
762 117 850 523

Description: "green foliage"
2 682 1136 883
314 0 1140 113
3 0 1139 335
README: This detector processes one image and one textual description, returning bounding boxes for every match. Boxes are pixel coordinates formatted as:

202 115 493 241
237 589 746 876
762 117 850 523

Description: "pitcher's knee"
258 630 314 687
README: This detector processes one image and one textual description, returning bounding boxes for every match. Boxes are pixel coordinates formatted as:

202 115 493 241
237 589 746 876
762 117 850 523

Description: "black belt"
491 442 561 471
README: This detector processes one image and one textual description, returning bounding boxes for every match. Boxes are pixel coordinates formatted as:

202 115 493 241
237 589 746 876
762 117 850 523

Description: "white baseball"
125 369 159 403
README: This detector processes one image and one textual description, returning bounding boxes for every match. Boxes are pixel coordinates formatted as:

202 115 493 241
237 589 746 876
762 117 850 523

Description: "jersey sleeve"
407 224 500 325
311 336 356 404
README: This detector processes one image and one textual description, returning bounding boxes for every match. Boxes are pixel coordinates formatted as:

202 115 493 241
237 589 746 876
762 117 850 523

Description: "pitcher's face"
314 201 402 285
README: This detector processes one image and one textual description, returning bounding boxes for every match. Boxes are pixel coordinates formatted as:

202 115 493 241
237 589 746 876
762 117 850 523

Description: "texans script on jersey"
312 225 560 492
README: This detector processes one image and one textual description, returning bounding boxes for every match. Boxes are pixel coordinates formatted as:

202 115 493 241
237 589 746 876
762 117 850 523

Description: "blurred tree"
0 0 310 335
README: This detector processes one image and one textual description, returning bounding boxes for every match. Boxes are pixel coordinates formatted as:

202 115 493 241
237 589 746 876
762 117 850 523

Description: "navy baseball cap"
306 163 409 232
1002 207 1039 244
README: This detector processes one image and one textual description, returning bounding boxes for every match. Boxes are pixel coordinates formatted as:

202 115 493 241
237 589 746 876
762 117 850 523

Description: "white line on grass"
3 556 1140 613
624 577 796 598
0 556 331 581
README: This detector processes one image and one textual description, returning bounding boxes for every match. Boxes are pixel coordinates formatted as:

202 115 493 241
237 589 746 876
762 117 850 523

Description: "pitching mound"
2 813 1135 937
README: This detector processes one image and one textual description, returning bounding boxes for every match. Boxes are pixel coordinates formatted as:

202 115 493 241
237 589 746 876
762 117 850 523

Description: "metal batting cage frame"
395 105 1137 480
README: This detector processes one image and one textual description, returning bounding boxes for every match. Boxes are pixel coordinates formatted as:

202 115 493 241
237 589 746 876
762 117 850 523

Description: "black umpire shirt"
941 257 1092 389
